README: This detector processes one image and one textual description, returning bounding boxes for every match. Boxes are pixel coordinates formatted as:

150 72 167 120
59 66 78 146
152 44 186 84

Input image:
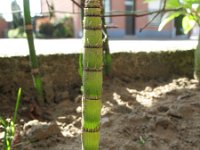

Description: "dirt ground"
1 53 200 150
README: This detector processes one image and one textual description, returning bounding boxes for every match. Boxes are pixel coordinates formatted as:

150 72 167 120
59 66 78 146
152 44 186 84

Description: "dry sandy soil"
0 53 200 150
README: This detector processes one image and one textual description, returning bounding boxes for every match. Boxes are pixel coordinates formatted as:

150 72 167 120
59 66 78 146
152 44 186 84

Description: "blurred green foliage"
37 17 74 38
8 27 26 38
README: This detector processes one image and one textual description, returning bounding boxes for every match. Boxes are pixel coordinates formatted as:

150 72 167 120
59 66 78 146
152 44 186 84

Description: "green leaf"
158 12 181 31
166 0 180 9
79 53 83 78
182 15 196 34
0 116 6 127
144 0 158 3
13 88 22 123
184 0 200 3
10 121 15 137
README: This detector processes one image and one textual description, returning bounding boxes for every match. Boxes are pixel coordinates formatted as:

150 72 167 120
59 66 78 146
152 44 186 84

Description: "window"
104 0 111 23
16 0 42 16
125 0 133 7
148 0 163 26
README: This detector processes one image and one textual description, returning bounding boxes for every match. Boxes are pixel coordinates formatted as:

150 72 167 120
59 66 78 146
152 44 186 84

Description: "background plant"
0 88 22 150
11 0 23 29
7 0 25 38
145 0 200 80
7 26 26 38
23 0 44 105
102 3 112 76
37 17 74 38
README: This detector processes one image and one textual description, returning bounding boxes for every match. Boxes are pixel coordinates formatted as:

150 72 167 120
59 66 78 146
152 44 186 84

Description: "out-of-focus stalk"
23 0 44 105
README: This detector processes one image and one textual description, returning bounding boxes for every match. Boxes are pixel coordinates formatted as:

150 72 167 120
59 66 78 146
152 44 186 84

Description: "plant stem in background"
78 0 85 78
194 30 200 80
81 0 85 27
23 0 44 105
13 88 22 123
102 3 112 76
82 0 103 149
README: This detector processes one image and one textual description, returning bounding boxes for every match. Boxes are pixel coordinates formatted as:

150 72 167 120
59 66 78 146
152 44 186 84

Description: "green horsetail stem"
78 0 85 78
82 0 103 149
23 0 44 105
194 31 200 80
81 0 85 27
102 6 112 76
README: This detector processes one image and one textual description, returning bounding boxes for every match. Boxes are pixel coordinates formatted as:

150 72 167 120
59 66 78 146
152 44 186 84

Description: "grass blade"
0 116 6 127
13 88 22 124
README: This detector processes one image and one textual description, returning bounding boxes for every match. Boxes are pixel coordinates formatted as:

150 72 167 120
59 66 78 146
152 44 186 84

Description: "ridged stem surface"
194 30 200 81
23 0 44 105
82 0 103 149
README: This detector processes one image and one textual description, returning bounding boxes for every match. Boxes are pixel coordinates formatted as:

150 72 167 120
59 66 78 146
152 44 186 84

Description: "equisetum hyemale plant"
102 5 111 76
23 0 44 105
82 0 103 149
0 88 22 150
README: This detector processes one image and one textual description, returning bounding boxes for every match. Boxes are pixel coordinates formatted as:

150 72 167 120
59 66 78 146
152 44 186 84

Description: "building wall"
40 0 175 38
41 0 81 37
107 0 126 38
0 18 8 38
135 0 174 38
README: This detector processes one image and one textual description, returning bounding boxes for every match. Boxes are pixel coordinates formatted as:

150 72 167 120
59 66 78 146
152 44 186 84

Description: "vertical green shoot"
82 0 103 149
23 0 44 105
102 5 112 76
79 0 85 78
194 31 200 80
0 88 22 150
13 88 22 123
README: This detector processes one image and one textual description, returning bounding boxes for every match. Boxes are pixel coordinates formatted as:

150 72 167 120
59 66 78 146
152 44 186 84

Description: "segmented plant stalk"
82 0 103 149
102 5 111 76
78 0 85 77
81 0 85 26
194 30 200 81
23 0 44 105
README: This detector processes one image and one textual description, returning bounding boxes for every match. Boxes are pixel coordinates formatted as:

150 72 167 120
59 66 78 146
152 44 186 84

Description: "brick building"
0 17 8 38
41 0 178 38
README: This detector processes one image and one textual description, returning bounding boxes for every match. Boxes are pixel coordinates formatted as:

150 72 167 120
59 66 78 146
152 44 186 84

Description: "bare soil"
1 53 200 150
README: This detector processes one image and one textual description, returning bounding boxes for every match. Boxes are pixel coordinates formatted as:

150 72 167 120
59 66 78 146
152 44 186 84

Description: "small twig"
45 0 53 11
12 141 30 148
139 0 168 32
45 0 55 18
140 13 160 32
163 0 167 11
103 8 183 18
70 0 82 9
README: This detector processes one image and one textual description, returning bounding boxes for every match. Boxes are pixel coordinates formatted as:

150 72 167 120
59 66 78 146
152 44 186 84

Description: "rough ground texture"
1 51 200 150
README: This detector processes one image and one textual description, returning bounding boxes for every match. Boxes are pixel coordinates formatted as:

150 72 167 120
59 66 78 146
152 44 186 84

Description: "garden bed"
1 50 200 150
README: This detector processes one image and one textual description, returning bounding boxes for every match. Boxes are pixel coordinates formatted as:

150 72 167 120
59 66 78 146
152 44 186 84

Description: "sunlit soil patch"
127 78 198 108
1 75 200 150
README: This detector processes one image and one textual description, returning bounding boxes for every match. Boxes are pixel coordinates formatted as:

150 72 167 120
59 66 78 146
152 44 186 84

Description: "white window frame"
104 0 111 23
148 0 163 26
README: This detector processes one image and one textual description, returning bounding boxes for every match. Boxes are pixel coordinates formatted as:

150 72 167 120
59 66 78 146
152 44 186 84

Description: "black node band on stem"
83 126 100 132
84 14 101 17
84 26 102 30
84 96 102 101
84 67 103 72
84 45 103 48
